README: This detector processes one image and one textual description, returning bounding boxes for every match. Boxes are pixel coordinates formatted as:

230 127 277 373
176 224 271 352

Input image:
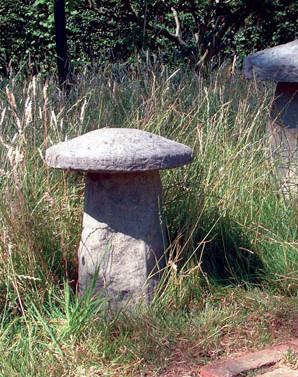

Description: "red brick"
258 367 298 377
289 339 298 348
200 342 298 377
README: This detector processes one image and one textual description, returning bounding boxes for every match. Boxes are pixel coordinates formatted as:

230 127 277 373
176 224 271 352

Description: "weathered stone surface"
45 128 193 172
244 40 298 196
269 82 298 195
258 367 298 377
200 344 298 377
244 40 298 82
46 129 193 307
78 171 166 308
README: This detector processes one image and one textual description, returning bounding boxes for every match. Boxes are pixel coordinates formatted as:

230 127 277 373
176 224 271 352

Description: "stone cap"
244 40 298 82
45 128 193 172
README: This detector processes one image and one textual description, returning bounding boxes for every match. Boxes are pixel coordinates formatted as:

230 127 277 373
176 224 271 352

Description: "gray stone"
244 41 298 196
269 83 298 196
258 367 298 377
45 128 193 308
244 40 298 82
78 171 166 308
45 128 192 172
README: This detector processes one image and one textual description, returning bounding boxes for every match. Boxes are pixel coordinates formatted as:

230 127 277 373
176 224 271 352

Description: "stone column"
269 82 298 196
243 40 298 197
78 171 166 308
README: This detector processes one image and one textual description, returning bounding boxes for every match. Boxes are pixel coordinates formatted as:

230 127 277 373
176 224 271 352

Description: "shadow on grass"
177 213 264 287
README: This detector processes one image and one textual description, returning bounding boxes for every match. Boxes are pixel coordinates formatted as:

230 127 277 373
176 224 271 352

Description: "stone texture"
244 40 298 82
244 41 298 196
78 171 166 308
46 128 193 307
269 82 298 195
45 128 193 172
258 367 298 377
200 343 298 377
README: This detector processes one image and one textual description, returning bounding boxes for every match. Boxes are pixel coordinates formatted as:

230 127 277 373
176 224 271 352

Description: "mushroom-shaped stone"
244 40 298 196
46 128 193 308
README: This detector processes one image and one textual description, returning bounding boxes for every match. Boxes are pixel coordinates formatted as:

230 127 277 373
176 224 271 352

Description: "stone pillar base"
269 82 298 197
78 171 166 309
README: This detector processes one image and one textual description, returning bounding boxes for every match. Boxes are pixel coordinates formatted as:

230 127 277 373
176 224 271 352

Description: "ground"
145 314 298 377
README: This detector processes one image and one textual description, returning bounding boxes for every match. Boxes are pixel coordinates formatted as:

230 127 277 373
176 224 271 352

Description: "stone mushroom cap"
45 128 193 172
244 39 298 82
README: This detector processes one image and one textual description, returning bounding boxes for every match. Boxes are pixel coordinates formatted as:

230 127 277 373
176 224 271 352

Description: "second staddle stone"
270 83 298 195
78 171 166 308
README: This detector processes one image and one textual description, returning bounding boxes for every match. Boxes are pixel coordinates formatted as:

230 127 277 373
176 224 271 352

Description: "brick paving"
200 341 298 377
259 367 298 376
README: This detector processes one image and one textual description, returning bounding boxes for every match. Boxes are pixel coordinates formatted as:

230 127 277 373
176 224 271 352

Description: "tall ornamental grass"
0 64 297 376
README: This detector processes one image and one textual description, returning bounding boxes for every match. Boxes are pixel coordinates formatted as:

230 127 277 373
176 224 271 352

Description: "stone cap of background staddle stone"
244 39 298 82
45 128 193 172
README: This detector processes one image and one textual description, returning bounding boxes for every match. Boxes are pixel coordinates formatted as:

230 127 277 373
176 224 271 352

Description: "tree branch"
121 0 188 49
170 7 187 46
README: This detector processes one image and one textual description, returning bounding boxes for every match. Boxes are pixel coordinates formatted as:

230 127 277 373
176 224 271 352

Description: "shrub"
1 0 298 74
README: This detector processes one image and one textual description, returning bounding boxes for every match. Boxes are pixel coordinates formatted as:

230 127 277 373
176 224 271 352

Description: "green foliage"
0 0 55 73
0 64 297 295
1 0 298 74
0 63 298 375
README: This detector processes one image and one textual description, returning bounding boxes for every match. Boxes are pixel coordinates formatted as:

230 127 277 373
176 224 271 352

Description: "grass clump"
283 348 298 370
0 64 297 376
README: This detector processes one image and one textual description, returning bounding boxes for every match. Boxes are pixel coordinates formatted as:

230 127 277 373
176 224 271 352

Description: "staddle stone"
244 40 298 196
45 128 193 308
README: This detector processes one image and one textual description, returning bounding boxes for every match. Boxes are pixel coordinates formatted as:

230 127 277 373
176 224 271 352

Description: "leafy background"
1 0 298 74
